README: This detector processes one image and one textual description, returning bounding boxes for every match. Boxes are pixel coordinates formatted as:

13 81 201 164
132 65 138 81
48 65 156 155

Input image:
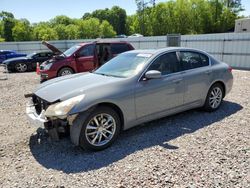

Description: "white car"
128 33 144 38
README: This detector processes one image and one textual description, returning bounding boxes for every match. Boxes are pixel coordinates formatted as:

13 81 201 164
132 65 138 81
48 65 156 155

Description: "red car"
39 41 134 82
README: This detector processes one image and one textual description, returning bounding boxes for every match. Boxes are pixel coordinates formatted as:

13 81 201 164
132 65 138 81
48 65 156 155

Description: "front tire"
58 67 74 77
204 83 224 112
15 62 28 72
78 106 121 151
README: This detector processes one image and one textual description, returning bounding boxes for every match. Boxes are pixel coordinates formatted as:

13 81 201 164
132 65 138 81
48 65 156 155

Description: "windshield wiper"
93 72 123 78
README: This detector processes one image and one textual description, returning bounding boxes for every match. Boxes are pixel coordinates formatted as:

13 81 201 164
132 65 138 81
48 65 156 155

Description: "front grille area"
32 95 50 115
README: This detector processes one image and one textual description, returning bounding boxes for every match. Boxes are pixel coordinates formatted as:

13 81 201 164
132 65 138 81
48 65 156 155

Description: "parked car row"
3 51 55 72
2 41 134 82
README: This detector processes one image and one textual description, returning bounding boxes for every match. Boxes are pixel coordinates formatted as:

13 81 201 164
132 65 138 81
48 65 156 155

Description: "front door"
76 44 96 72
135 52 184 119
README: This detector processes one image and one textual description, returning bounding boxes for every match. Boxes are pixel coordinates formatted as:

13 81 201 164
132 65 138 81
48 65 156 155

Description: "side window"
200 54 209 66
180 51 209 70
111 44 129 54
32 54 39 59
78 44 95 57
47 53 53 57
148 52 179 75
2 51 11 55
39 53 47 57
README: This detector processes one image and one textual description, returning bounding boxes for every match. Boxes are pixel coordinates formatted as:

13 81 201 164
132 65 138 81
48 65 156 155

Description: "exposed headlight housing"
45 94 85 118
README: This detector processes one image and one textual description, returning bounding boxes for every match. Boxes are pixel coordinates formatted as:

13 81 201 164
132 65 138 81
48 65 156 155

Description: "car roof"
77 41 131 46
126 47 209 56
0 50 15 53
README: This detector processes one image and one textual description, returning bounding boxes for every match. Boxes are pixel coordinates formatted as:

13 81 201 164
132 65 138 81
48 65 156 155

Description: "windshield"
94 52 152 78
26 53 36 58
63 45 81 57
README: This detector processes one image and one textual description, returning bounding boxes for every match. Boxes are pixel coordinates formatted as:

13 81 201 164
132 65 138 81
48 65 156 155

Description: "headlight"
45 94 85 118
43 63 53 70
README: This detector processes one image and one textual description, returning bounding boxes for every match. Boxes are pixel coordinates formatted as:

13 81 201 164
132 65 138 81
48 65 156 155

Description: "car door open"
75 44 96 72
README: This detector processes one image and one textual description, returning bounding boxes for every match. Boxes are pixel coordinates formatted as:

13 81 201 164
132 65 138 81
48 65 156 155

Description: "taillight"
228 66 232 72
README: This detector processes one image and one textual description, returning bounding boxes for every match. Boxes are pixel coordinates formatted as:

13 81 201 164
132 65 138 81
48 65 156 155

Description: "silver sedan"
26 47 233 151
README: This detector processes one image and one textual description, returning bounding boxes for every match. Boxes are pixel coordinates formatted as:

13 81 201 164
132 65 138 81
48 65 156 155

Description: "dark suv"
39 41 134 82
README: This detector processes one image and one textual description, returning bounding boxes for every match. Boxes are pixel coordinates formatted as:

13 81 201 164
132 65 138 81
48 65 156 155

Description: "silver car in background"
26 47 233 151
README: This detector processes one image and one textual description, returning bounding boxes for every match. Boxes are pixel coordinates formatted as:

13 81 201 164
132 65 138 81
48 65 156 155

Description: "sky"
0 0 250 23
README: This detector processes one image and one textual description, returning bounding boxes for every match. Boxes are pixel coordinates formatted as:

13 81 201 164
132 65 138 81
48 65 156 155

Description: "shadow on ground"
29 101 242 173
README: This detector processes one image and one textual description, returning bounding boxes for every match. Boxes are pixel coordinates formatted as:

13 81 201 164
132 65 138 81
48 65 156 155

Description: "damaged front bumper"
26 101 48 128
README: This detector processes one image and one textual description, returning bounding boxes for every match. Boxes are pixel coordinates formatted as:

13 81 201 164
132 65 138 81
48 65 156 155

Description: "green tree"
54 24 68 40
109 6 127 35
0 20 3 37
77 18 100 39
83 6 127 35
65 24 80 39
189 0 213 33
100 20 116 38
0 20 4 42
12 19 33 41
150 3 169 35
50 15 73 26
174 0 192 34
33 23 58 40
0 11 15 41
126 15 138 35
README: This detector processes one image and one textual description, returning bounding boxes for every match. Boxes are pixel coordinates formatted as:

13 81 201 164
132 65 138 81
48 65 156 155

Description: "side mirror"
145 70 161 80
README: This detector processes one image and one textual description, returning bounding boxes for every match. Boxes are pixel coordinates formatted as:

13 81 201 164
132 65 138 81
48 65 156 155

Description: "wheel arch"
70 101 125 146
209 80 226 98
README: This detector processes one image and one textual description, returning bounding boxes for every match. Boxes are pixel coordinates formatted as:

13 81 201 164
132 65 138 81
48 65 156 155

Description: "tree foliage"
132 0 243 35
83 6 127 35
100 20 117 38
0 1 244 42
12 19 33 41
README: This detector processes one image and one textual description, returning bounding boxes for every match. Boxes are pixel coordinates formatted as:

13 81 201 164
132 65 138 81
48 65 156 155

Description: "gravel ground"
0 70 249 188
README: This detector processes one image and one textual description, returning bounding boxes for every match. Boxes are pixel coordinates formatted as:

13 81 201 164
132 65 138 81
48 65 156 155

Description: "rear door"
135 52 184 119
75 44 96 72
178 51 212 105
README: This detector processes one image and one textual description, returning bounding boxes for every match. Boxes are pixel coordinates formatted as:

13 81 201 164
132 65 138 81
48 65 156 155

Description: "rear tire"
15 62 28 72
58 67 74 77
203 83 224 112
77 106 121 151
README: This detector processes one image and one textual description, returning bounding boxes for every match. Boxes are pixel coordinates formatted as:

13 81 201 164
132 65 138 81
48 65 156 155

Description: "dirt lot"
0 70 249 188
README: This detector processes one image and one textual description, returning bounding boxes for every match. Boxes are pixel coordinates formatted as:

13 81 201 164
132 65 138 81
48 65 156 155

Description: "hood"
42 41 62 55
3 56 28 64
34 73 123 103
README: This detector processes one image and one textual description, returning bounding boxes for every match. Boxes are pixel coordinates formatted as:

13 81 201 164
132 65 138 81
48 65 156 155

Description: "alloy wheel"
16 63 27 72
85 113 116 147
209 87 222 109
61 70 72 76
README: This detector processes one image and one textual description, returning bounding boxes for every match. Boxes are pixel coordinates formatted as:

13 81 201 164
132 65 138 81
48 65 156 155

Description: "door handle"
172 78 183 84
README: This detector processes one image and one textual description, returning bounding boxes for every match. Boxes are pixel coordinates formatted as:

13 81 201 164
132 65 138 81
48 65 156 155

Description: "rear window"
111 43 130 54
179 51 209 70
